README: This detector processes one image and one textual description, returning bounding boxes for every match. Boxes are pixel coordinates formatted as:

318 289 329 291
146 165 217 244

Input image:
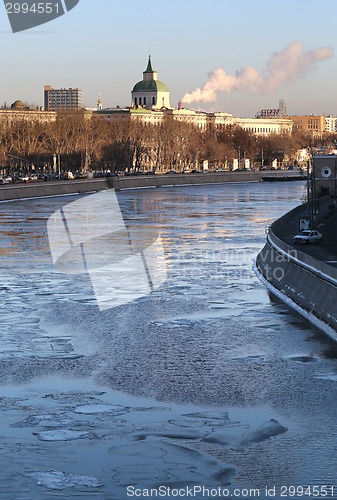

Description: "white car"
293 230 322 244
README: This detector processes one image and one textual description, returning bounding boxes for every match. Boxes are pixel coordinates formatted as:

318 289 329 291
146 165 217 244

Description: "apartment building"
44 86 82 112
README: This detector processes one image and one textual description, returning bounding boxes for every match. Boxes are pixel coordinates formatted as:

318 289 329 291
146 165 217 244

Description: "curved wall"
255 204 337 338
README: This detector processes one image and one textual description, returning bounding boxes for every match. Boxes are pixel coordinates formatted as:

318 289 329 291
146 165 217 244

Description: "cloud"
182 42 333 104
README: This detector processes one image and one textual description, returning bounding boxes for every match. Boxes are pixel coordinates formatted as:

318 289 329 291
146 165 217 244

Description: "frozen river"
1 181 337 499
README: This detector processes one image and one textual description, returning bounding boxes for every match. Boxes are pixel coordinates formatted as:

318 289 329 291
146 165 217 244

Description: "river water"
0 181 337 499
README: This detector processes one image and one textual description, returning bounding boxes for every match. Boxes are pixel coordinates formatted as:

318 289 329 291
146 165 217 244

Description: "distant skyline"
1 0 336 117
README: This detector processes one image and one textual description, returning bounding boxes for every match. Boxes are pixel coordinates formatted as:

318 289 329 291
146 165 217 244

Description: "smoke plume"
182 42 333 104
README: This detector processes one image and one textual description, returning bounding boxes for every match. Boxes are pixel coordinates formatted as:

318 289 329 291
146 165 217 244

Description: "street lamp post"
53 153 61 179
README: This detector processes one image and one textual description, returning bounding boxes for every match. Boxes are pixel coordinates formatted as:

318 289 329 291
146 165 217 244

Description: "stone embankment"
0 178 108 202
0 170 305 202
255 199 337 339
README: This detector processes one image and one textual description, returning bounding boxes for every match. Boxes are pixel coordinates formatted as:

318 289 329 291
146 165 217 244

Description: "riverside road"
274 196 337 268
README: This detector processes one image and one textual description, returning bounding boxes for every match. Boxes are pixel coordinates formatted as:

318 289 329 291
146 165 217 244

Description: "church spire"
144 55 154 73
143 56 157 81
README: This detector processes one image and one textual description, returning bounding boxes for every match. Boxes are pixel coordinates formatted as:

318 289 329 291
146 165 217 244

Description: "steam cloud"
182 42 333 104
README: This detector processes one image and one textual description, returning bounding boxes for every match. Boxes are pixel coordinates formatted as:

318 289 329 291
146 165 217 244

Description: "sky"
0 0 336 118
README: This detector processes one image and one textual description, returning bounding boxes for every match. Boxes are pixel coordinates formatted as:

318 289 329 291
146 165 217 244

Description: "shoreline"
0 170 305 202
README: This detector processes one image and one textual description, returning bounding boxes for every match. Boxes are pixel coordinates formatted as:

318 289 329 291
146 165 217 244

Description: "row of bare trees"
0 111 336 174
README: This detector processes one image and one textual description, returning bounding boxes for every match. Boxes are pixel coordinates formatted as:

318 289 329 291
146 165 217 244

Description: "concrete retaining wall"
0 172 263 201
256 204 337 335
110 171 264 190
0 179 109 202
0 171 306 202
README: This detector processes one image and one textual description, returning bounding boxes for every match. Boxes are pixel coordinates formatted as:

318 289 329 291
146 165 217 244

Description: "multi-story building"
288 115 327 136
44 85 82 112
324 115 337 133
95 57 293 136
233 116 292 136
288 114 337 135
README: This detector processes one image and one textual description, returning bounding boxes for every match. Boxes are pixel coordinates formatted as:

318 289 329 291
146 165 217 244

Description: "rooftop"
132 80 169 93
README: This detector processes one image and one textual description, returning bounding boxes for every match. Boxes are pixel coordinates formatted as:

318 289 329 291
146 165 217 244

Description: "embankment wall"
255 204 337 337
0 170 303 202
0 179 109 202
111 171 263 190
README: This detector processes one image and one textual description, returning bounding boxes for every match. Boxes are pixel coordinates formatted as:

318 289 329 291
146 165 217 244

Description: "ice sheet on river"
0 378 289 497
1 183 336 498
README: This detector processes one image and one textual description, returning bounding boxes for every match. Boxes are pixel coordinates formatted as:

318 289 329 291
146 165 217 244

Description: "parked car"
293 230 322 244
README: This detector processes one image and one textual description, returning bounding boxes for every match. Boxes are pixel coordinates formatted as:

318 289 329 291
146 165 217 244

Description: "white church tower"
131 56 171 110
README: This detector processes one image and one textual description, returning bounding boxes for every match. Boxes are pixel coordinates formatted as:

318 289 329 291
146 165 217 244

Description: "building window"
152 96 156 106
139 97 142 105
134 97 138 106
144 97 147 106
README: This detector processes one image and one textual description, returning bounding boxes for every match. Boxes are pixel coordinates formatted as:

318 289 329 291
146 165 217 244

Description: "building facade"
324 115 337 133
0 99 56 123
95 105 293 135
288 115 328 136
95 57 293 135
44 86 82 112
234 116 292 136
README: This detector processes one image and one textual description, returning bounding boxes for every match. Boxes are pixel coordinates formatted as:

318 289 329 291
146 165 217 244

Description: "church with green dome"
131 57 171 110
93 57 293 137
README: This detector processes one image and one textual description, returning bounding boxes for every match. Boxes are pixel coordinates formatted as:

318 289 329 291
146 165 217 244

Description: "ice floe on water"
285 354 318 363
43 390 105 404
236 418 288 451
73 403 128 414
0 377 291 498
12 412 74 428
34 429 93 441
315 373 337 381
25 470 103 490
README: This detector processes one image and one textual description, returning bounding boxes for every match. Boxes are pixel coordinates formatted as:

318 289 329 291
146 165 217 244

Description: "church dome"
11 99 26 109
132 80 169 93
131 56 171 109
